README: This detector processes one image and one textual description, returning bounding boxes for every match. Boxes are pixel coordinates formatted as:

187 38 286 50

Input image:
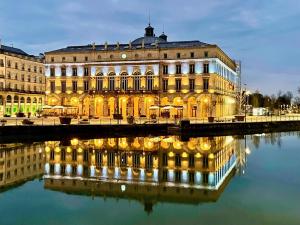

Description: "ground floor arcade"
0 92 44 117
46 93 236 119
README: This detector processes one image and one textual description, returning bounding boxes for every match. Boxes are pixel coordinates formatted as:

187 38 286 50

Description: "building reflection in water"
0 143 45 190
43 136 246 213
0 136 247 213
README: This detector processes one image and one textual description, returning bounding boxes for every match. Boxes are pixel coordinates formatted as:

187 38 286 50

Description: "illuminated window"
162 153 168 166
163 65 168 75
189 171 195 183
175 79 181 92
120 73 128 91
50 68 55 77
50 81 55 93
176 64 181 74
146 74 154 91
108 152 115 167
72 67 77 76
96 76 103 91
61 81 66 93
175 153 181 167
61 149 66 161
133 153 140 168
203 63 209 73
188 154 195 167
84 67 89 76
203 78 209 92
84 80 89 92
96 152 102 167
189 64 195 74
72 81 77 93
61 67 66 76
83 150 89 162
204 51 209 58
134 76 141 91
163 79 168 92
189 79 195 92
108 77 115 91
146 154 153 169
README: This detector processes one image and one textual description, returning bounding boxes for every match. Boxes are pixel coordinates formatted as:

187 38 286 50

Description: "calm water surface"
0 133 299 225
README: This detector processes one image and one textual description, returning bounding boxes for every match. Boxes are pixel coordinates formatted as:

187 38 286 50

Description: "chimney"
142 39 145 48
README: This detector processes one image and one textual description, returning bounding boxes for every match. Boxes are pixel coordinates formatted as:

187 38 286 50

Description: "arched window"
146 71 154 91
108 76 115 91
120 72 128 91
20 97 25 104
33 97 37 103
14 96 19 103
6 95 12 103
0 96 3 105
96 73 103 91
133 75 141 91
39 98 42 104
27 97 31 103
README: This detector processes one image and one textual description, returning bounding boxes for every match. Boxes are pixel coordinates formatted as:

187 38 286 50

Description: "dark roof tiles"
46 40 210 54
0 45 28 56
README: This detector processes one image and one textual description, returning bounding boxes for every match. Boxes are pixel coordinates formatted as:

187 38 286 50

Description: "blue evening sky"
0 0 299 95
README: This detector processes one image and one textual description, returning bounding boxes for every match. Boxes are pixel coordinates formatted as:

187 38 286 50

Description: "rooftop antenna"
148 10 151 25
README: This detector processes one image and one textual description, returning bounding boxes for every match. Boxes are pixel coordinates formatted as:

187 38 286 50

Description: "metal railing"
1 115 300 126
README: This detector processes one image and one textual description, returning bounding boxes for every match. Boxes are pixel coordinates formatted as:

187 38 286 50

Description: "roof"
45 40 211 54
0 44 29 56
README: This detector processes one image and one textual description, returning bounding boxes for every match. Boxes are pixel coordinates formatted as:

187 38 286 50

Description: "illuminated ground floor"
0 92 44 117
46 93 237 119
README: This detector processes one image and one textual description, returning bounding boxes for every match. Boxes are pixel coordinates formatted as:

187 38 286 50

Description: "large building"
44 24 240 119
0 44 45 117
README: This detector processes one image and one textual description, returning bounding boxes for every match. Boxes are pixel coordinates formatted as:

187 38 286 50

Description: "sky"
0 0 299 95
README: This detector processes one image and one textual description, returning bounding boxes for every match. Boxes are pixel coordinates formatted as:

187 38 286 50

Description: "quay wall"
1 121 300 143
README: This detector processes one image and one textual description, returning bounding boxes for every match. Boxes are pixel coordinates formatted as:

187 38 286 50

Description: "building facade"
45 24 240 119
0 44 45 117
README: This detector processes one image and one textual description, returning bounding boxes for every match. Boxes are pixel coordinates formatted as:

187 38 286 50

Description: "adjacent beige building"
44 24 240 119
0 44 45 117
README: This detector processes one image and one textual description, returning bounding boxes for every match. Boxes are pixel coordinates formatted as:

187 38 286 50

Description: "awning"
52 105 64 109
42 105 52 109
149 106 159 110
162 105 174 110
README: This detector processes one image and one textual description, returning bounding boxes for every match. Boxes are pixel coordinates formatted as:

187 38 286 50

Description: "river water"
0 132 299 225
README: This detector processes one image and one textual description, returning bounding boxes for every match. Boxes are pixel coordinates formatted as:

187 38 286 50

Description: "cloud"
0 0 299 95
